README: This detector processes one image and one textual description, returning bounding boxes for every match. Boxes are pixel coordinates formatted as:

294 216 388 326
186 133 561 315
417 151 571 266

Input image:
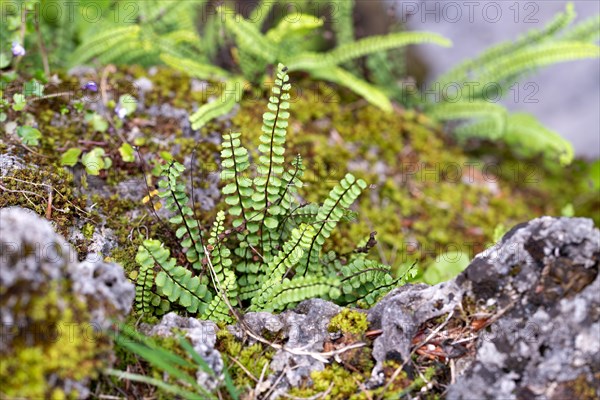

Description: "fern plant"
423 3 600 165
204 5 449 123
135 64 409 322
67 0 450 129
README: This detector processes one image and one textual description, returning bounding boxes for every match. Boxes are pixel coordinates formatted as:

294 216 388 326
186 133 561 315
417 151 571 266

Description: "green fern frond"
161 29 204 48
339 259 396 307
278 155 305 217
220 7 277 63
250 275 341 312
249 0 278 28
160 53 230 80
206 211 234 282
563 14 600 43
265 13 324 45
68 26 141 66
504 113 574 166
135 246 156 314
279 202 319 238
157 162 206 270
366 51 408 103
140 240 212 314
430 103 574 165
331 0 355 46
437 2 577 86
302 173 367 275
239 224 315 303
221 132 253 227
201 274 236 323
236 47 269 84
308 66 393 112
200 11 225 60
267 224 315 281
477 41 599 86
428 101 508 140
286 32 451 71
253 64 292 253
190 77 245 130
202 211 238 325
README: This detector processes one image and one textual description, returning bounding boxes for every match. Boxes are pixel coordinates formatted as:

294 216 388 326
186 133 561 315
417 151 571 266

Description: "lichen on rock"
446 216 599 399
0 206 135 399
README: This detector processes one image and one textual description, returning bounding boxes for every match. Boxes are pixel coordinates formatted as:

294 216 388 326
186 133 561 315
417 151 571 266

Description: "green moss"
328 309 369 335
0 283 107 399
216 330 274 388
558 374 598 400
82 222 95 239
0 159 89 238
288 363 374 400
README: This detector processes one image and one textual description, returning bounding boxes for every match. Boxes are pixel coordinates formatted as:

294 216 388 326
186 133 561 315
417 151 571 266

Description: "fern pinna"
135 64 406 322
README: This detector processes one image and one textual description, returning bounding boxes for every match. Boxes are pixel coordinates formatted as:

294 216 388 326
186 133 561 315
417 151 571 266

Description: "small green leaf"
60 148 82 167
0 52 10 69
81 147 106 175
85 112 108 132
12 94 26 111
119 143 135 162
264 217 278 230
16 126 41 145
422 252 470 285
117 94 138 117
159 151 173 162
24 79 44 97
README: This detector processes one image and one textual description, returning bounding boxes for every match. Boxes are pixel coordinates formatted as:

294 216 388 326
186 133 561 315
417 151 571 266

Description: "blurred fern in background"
2 1 598 163
423 3 599 165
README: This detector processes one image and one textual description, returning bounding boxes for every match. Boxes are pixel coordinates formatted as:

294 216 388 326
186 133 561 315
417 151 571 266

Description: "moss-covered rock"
3 66 595 284
0 207 134 398
328 309 369 335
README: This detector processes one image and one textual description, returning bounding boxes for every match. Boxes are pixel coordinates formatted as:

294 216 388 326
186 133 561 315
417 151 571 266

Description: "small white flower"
115 104 127 119
12 42 26 57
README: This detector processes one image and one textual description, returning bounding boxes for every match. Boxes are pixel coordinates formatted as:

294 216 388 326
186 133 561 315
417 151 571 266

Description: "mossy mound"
1 66 597 285
0 207 134 399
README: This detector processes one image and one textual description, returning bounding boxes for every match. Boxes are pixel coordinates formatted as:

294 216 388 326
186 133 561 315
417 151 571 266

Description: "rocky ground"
1 207 598 399
1 65 599 399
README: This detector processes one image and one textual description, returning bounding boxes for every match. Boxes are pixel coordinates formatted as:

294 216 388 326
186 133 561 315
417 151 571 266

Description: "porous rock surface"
445 216 599 399
367 216 599 397
0 206 135 397
242 216 598 398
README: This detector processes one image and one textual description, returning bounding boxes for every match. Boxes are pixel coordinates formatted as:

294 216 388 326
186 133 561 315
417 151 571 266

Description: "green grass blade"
105 368 211 400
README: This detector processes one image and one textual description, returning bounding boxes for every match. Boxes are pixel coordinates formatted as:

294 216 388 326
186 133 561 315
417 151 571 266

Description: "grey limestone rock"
71 254 136 330
445 217 599 399
0 206 135 398
356 216 599 397
232 299 341 399
0 207 76 335
367 279 463 386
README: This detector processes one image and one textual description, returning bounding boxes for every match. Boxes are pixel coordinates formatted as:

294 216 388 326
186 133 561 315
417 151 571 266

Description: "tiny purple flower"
82 81 98 92
12 42 26 57
115 104 127 119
